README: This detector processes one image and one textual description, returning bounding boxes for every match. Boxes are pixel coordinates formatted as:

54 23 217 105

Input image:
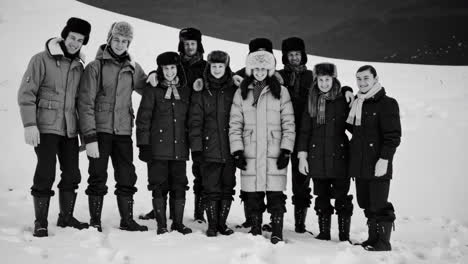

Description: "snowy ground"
1 0 468 263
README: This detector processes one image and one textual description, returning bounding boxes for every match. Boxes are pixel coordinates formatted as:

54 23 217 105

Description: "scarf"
59 41 79 60
308 82 340 124
182 52 203 67
284 64 307 97
207 71 231 91
346 82 382 126
162 76 181 100
252 79 267 107
107 46 129 63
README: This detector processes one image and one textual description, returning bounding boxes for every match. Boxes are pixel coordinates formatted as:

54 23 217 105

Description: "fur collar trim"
46 37 85 63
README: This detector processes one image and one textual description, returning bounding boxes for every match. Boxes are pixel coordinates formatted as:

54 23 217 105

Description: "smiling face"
110 35 130 56
287 51 302 66
253 67 268 82
63 32 85 55
210 63 226 79
183 40 198 56
317 75 333 93
162 64 177 82
356 69 378 94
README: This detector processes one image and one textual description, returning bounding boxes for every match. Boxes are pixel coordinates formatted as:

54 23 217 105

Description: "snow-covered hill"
0 0 467 263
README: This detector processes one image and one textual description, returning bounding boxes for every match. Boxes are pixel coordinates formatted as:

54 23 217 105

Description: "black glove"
233 150 247 170
138 145 152 163
191 151 203 163
276 149 291 170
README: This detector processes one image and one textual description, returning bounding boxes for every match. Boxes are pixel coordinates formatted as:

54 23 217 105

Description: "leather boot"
315 214 331 240
171 199 192 234
88 195 103 232
117 195 148 231
294 207 308 233
193 195 206 223
152 198 168 234
205 200 218 237
218 200 234 235
33 196 50 237
270 213 284 244
57 192 89 230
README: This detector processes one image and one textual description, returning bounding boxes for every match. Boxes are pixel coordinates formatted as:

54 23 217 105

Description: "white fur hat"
245 50 276 77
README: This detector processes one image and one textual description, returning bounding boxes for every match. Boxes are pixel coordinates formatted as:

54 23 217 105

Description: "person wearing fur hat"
229 50 295 244
189 50 238 237
18 17 91 237
347 65 401 251
296 63 354 242
136 52 192 235
78 21 148 232
232 37 282 230
140 27 208 223
278 37 355 234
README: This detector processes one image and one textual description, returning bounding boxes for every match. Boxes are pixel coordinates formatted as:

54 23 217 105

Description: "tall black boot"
236 203 252 228
365 221 393 251
356 218 378 247
152 198 168 234
171 199 192 234
89 195 103 232
294 207 308 233
249 213 262 236
218 200 234 235
270 213 284 244
194 195 206 223
315 214 331 240
117 195 148 232
338 214 351 242
205 200 218 237
57 192 89 230
33 196 50 237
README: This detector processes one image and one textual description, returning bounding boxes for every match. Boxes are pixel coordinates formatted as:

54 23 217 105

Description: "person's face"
356 70 378 94
317 75 333 93
110 35 130 56
162 65 177 82
210 63 226 79
183 40 198 56
287 51 302 66
64 32 85 55
253 68 268 82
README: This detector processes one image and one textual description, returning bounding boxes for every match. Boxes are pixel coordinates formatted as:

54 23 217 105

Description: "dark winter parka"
189 68 238 163
136 79 191 161
182 59 207 87
18 38 85 138
78 45 147 143
278 69 313 145
297 93 351 179
349 88 401 180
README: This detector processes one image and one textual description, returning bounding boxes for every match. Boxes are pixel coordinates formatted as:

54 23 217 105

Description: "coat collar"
95 44 135 69
45 37 85 64
365 87 386 102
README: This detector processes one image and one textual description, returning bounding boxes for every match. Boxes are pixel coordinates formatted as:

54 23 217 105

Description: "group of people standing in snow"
17 17 401 251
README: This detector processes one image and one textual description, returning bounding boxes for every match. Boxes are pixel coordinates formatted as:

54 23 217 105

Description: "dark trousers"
313 178 353 216
200 160 236 201
85 133 138 197
356 179 395 222
147 159 188 200
192 161 202 195
244 191 287 215
31 134 81 197
291 153 312 208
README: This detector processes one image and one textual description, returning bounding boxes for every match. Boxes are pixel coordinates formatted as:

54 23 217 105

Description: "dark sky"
79 0 468 65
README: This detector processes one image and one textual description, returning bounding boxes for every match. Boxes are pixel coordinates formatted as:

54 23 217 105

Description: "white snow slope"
0 0 468 263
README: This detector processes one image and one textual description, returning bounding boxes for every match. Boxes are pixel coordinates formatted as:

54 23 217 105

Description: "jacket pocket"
95 102 111 124
37 99 59 125
268 130 282 157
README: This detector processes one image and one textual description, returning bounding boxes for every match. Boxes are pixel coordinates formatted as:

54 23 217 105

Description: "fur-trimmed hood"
45 37 85 63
